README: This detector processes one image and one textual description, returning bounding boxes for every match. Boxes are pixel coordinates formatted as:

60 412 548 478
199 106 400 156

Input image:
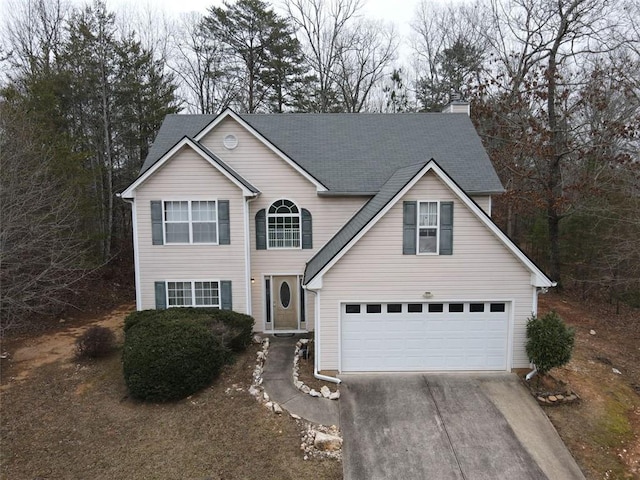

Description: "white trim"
264 273 303 331
194 109 328 192
125 198 143 311
417 200 440 255
244 197 255 316
165 280 221 308
306 160 554 289
120 136 258 198
266 198 302 250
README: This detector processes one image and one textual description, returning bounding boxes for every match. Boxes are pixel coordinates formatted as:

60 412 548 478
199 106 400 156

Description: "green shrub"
75 326 116 359
123 317 227 402
526 311 575 375
123 308 253 352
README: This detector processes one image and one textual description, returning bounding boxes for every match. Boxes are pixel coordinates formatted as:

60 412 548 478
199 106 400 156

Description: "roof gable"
195 109 328 192
120 136 259 198
304 160 554 289
139 110 504 196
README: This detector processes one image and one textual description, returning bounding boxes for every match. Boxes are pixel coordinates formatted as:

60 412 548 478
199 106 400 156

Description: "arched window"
267 199 300 248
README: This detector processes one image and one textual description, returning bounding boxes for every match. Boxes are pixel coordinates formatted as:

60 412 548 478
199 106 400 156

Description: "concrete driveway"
339 373 585 480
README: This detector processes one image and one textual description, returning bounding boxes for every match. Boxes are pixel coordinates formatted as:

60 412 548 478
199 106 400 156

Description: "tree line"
1 0 638 330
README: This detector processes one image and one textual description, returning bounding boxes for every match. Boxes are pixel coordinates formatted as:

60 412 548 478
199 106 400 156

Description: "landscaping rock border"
247 336 343 460
533 391 580 405
293 339 340 400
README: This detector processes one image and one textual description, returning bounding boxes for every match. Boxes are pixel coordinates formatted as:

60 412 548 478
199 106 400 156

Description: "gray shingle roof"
303 161 429 284
141 111 503 195
192 139 260 194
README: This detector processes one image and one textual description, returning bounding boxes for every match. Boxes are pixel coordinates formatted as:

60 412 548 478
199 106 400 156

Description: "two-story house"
120 103 554 377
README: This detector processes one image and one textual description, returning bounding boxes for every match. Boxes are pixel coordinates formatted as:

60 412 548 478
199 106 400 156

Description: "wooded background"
1 0 638 331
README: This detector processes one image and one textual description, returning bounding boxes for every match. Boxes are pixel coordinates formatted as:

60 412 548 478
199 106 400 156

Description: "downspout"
307 287 341 384
526 286 548 381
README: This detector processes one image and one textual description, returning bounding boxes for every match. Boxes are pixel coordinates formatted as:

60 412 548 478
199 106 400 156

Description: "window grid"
418 201 439 254
267 199 300 249
164 201 217 244
167 281 220 308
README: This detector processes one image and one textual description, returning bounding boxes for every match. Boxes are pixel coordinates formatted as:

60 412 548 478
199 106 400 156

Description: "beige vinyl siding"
471 195 492 216
135 146 247 311
200 117 366 330
318 170 535 371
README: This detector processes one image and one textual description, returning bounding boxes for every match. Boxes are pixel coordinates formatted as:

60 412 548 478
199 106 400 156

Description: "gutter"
307 287 341 384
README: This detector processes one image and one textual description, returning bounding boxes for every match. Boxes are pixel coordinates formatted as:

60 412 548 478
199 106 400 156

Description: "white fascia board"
423 162 555 288
194 108 329 193
309 160 555 288
120 136 258 198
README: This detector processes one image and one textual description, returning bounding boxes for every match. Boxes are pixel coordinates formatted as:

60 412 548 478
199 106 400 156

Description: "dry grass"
538 293 640 479
1 339 341 479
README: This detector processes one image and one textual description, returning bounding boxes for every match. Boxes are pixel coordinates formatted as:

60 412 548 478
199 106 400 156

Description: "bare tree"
168 12 238 114
285 0 362 111
334 19 397 112
0 99 88 333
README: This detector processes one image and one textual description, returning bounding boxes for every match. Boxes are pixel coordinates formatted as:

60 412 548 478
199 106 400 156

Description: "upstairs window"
164 200 217 244
418 201 439 254
267 199 300 248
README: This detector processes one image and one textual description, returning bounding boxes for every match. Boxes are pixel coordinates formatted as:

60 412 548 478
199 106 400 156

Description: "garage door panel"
341 302 509 372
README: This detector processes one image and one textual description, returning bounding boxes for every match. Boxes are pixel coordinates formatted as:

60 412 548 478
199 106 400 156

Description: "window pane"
428 303 444 313
387 304 402 313
366 304 382 313
419 202 437 227
345 304 361 314
165 201 189 221
408 303 423 313
448 303 464 313
166 223 189 243
490 303 506 312
193 222 216 243
195 281 219 306
419 228 437 253
192 201 216 221
470 303 485 312
268 216 300 248
168 281 192 306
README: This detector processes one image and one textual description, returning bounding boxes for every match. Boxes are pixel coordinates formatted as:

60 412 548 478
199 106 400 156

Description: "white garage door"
341 302 509 372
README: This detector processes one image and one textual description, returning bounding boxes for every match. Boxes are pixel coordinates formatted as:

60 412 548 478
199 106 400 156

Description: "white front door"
341 301 509 372
272 275 299 330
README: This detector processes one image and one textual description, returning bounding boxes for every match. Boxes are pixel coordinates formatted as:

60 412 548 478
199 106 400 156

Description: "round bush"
123 318 227 402
76 326 116 359
526 311 575 375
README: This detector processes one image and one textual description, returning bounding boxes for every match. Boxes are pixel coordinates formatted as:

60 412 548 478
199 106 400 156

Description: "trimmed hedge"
124 308 254 352
122 309 254 402
526 311 575 375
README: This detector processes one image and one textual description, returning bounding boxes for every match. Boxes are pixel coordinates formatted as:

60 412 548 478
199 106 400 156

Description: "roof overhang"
119 136 259 199
305 159 554 289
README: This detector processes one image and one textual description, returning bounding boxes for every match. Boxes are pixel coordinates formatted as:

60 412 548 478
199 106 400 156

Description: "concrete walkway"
261 335 340 426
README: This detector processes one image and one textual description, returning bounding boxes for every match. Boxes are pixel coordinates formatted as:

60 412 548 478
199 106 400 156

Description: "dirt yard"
0 306 341 480
1 292 638 479
538 292 640 479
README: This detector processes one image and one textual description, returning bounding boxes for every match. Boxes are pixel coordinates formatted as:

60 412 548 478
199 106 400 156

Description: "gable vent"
223 134 238 150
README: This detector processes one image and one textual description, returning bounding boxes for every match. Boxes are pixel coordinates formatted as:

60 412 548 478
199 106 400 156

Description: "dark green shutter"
301 208 312 249
403 201 417 255
220 281 232 310
439 201 453 255
155 281 166 309
255 209 266 250
151 201 163 245
218 200 230 245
